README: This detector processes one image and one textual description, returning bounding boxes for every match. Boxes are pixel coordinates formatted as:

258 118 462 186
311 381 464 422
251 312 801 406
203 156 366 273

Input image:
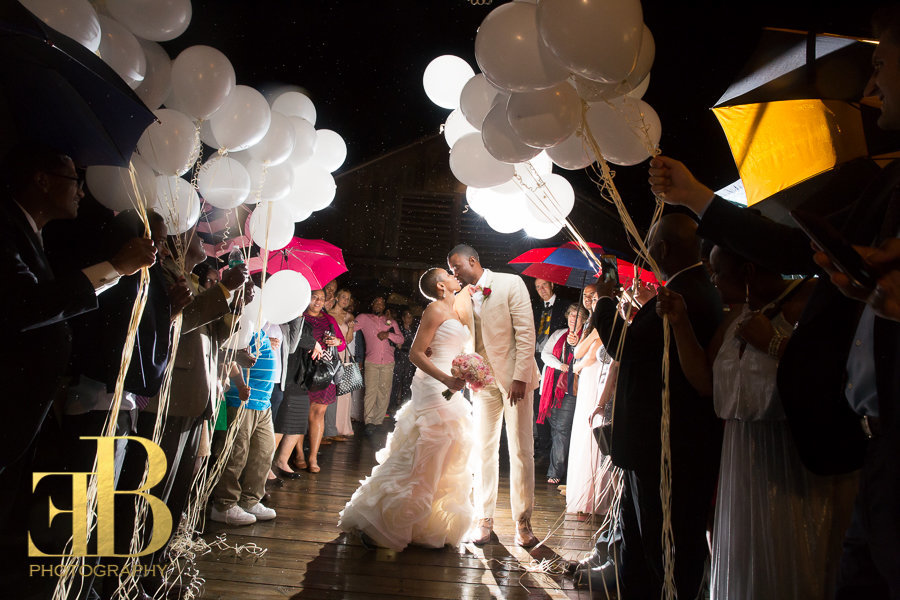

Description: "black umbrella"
0 2 156 167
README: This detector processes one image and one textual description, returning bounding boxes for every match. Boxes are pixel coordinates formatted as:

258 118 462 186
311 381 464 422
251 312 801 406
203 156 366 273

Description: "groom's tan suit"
455 269 540 521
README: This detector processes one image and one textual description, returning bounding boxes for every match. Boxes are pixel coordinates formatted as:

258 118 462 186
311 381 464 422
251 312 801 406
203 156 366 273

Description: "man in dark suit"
532 278 568 453
646 12 900 596
592 214 723 598
0 145 155 482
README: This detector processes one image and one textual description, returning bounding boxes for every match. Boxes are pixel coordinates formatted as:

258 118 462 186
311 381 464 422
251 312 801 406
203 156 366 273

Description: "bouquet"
442 353 494 399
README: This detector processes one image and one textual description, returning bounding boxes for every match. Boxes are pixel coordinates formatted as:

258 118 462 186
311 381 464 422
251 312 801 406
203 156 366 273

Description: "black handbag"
306 348 342 391
336 346 364 396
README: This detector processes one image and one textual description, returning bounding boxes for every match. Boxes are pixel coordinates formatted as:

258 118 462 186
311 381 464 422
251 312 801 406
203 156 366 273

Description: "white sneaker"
210 504 257 526
242 502 276 521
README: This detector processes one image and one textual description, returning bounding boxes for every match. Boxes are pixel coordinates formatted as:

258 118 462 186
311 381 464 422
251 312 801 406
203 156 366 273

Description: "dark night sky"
163 1 882 234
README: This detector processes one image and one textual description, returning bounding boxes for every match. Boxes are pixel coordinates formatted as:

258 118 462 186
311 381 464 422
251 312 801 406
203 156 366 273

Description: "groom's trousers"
474 383 535 522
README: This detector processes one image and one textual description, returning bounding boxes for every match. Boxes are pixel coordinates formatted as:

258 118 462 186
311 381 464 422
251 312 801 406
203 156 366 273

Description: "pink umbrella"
250 237 348 290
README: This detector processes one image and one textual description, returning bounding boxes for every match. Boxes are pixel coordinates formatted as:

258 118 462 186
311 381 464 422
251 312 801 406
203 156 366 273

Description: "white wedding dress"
338 319 475 551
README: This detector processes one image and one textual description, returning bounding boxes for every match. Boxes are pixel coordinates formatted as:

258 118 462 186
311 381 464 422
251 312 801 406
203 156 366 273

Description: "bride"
338 268 474 551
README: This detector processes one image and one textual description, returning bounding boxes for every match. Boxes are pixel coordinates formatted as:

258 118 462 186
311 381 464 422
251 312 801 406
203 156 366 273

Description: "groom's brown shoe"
515 517 539 548
466 518 493 545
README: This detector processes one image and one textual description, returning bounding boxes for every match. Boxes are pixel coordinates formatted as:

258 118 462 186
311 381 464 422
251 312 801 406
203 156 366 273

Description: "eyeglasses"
47 171 85 190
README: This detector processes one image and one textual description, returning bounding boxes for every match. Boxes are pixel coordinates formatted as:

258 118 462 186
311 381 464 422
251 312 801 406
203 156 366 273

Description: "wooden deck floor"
198 420 603 599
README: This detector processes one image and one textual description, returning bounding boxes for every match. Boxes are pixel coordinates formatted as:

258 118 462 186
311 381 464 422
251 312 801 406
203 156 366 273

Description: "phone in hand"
790 208 878 292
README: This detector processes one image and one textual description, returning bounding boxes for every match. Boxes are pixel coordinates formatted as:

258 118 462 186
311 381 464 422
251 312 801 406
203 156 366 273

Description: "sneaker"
210 504 256 526
242 501 276 521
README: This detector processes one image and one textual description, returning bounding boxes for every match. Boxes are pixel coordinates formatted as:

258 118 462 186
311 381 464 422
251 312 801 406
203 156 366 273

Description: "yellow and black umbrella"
712 28 899 219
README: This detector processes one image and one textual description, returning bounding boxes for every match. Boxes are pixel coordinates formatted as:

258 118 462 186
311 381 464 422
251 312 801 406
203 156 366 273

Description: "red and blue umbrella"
509 241 660 288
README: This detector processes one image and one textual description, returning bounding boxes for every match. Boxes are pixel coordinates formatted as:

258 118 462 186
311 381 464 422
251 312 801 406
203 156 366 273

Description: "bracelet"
767 332 786 357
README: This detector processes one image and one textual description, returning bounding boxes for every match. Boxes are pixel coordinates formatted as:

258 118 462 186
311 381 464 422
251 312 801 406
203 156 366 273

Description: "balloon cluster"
20 0 347 251
423 0 660 239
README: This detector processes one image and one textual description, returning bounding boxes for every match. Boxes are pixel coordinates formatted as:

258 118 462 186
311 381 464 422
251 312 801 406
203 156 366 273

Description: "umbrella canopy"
510 241 660 289
510 242 604 289
711 29 897 208
0 2 155 167
250 237 347 290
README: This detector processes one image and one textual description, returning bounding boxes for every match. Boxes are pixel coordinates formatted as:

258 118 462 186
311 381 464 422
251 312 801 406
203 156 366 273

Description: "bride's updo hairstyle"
419 268 445 301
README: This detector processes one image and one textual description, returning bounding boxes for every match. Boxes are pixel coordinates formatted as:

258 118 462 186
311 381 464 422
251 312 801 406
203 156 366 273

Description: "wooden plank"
196 422 599 599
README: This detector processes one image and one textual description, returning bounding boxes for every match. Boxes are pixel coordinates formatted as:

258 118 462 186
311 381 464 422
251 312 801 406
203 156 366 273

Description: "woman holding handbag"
327 288 358 440
301 289 346 473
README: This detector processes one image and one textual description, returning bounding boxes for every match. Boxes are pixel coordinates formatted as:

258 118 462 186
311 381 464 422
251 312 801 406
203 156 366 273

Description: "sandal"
308 465 321 474
547 477 561 485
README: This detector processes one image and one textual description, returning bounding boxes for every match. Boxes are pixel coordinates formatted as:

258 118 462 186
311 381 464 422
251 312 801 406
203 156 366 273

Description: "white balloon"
170 45 235 120
524 218 563 239
209 85 272 152
571 27 655 101
152 175 200 234
537 0 644 83
247 160 294 202
197 155 250 209
86 154 156 212
98 15 145 89
106 0 191 42
526 173 574 225
422 55 475 110
20 0 101 52
547 130 594 170
443 109 479 147
248 112 295 166
135 39 171 110
459 73 508 130
474 1 569 92
482 191 529 234
583 98 661 166
449 132 515 188
272 91 317 126
481 101 541 164
223 284 260 350
515 151 554 180
199 118 219 148
291 163 336 211
286 117 317 167
248 202 294 251
311 129 347 172
137 108 200 176
261 270 311 325
507 82 581 148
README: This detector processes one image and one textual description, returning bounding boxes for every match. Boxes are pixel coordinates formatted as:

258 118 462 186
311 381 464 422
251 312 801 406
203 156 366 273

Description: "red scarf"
537 331 573 424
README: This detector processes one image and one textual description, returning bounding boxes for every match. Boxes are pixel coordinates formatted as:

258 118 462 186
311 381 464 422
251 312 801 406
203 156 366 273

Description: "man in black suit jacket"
593 214 723 598
532 278 568 452
0 146 156 596
647 14 900 592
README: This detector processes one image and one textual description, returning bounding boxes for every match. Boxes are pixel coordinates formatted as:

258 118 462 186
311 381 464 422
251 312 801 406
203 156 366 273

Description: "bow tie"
469 285 483 294
544 302 550 308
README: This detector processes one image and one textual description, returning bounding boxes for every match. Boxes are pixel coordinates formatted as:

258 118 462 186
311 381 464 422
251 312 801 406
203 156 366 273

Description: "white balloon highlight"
423 55 475 110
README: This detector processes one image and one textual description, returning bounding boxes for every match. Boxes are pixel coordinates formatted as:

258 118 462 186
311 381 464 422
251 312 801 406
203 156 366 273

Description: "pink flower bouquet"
442 353 494 399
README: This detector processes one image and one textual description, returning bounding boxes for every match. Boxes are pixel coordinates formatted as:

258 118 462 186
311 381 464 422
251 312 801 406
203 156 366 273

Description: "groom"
448 244 541 547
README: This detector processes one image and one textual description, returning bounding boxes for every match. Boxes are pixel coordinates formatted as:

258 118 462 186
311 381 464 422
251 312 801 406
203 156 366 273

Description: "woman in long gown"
566 284 614 514
657 245 857 600
339 268 474 551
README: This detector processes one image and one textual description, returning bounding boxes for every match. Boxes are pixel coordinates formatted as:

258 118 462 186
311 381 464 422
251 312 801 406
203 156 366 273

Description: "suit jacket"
144 266 232 418
697 161 900 474
455 270 541 394
594 264 723 472
0 201 97 467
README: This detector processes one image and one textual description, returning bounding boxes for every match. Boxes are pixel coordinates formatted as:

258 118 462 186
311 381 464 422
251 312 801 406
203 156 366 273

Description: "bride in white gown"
339 268 474 551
